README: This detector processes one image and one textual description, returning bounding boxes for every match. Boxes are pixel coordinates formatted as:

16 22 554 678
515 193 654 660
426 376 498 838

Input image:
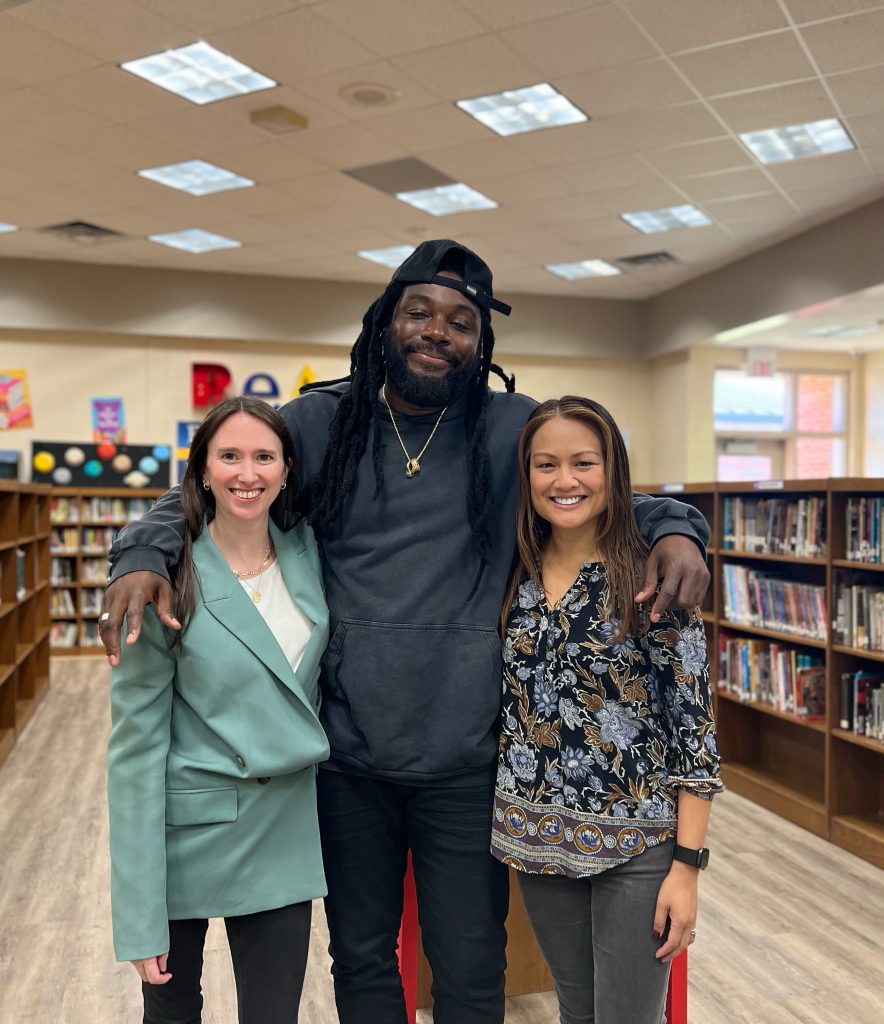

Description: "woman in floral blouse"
492 396 722 1024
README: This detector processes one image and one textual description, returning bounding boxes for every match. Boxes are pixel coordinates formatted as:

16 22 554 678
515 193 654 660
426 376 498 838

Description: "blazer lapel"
194 527 318 716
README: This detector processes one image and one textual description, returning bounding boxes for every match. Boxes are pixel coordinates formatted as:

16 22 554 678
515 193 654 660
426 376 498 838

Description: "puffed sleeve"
107 608 176 961
644 607 723 799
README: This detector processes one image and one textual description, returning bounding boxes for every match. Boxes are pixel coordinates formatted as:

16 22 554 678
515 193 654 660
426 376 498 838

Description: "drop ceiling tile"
284 122 410 170
0 15 101 84
131 107 272 156
368 103 491 152
643 138 754 178
509 119 632 167
313 0 485 58
766 149 873 190
69 124 194 172
826 66 884 117
210 7 376 84
553 214 642 244
260 232 365 261
621 0 788 53
481 223 571 253
34 64 185 125
593 180 695 215
137 0 297 34
784 0 884 22
704 191 796 222
196 183 322 220
677 167 774 201
597 102 724 152
207 85 347 133
0 89 114 148
800 9 884 74
711 79 837 133
466 168 574 205
673 32 816 97
457 0 604 31
509 193 610 226
557 58 696 119
392 33 545 101
201 142 328 185
406 205 525 237
294 61 439 122
9 0 186 63
502 4 657 77
419 138 542 181
554 154 662 193
842 110 884 150
790 179 883 220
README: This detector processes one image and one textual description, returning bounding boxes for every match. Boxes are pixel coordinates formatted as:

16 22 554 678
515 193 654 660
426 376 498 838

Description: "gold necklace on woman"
233 540 275 604
381 388 448 478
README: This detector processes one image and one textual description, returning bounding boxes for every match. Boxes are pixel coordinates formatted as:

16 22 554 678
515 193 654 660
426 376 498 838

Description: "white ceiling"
1 0 884 303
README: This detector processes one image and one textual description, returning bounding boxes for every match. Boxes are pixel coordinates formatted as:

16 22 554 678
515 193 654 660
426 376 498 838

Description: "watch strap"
672 844 710 869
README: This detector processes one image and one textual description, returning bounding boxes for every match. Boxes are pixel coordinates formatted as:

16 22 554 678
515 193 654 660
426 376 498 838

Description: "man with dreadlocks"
99 240 711 1024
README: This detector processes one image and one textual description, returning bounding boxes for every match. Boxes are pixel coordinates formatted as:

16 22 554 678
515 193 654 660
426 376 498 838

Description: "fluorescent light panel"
358 245 416 268
622 204 711 234
713 315 789 344
545 260 621 280
805 324 877 339
139 159 255 196
0 222 18 234
149 228 241 254
395 183 497 216
457 83 587 137
740 118 854 165
121 41 276 105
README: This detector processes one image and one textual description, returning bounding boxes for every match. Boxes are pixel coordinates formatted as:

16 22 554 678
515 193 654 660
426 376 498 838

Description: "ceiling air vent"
615 251 679 271
41 221 124 246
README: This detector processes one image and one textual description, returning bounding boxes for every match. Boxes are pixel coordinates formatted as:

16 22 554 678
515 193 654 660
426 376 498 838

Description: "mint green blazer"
108 519 330 962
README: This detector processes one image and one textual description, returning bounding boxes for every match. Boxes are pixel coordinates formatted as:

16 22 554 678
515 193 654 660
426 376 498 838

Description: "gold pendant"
251 591 261 604
405 458 421 478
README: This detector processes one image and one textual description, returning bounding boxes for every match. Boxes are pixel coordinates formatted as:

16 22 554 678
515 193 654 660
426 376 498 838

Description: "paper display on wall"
0 369 33 429
91 397 126 443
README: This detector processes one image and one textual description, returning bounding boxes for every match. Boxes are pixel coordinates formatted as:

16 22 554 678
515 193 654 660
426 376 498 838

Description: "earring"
280 479 287 490
202 480 210 491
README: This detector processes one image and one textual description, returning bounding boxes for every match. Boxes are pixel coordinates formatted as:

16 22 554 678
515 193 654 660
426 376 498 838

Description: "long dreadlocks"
304 280 515 576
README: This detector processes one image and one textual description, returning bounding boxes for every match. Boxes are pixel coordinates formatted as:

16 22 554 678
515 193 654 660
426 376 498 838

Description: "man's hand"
131 953 172 985
99 572 179 667
635 535 710 622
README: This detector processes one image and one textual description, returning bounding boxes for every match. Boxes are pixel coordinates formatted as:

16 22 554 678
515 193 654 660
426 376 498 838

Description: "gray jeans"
517 841 674 1024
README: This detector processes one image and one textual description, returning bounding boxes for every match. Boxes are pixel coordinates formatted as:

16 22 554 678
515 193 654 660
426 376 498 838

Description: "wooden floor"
1 657 882 1023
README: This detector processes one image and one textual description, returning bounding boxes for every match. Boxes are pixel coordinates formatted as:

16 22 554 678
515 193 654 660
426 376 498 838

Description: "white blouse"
239 560 314 676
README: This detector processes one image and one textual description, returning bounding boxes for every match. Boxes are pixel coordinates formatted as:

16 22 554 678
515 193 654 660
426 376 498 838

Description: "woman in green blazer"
107 397 330 1024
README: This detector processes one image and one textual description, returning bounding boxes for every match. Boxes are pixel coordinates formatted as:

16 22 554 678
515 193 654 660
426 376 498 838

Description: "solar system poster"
31 441 171 487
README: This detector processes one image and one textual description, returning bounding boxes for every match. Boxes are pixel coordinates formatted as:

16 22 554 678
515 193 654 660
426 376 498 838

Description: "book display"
638 478 884 870
48 488 164 655
0 481 51 769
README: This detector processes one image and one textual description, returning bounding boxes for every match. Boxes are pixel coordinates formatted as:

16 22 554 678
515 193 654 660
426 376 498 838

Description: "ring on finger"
100 611 110 623
689 928 698 939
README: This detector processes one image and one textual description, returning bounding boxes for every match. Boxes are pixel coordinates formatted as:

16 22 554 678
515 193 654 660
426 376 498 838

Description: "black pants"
317 769 509 1024
141 901 312 1024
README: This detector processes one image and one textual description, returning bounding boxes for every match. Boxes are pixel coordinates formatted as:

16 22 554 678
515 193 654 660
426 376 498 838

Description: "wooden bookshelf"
49 487 164 655
0 481 51 770
638 477 884 870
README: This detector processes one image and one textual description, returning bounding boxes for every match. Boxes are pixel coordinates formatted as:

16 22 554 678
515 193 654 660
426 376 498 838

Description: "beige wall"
863 349 884 476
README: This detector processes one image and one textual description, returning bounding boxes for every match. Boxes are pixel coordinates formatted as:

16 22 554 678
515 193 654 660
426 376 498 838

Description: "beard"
383 336 478 408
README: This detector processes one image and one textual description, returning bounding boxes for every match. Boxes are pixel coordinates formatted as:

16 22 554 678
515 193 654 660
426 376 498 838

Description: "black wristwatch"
673 844 710 870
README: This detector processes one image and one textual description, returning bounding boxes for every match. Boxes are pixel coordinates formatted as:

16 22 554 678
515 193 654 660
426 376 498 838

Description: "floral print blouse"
491 563 722 878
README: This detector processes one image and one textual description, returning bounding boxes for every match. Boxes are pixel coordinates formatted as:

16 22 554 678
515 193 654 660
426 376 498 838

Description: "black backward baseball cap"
391 239 512 317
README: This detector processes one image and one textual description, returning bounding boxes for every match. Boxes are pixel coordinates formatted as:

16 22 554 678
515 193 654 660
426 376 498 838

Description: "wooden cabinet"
49 487 164 655
0 481 51 769
638 477 884 870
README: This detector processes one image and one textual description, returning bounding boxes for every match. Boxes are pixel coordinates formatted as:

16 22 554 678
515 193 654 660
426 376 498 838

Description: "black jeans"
141 901 312 1024
317 769 509 1024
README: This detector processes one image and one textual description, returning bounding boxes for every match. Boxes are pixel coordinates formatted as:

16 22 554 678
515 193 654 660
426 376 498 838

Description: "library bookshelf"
49 487 164 655
638 478 884 870
0 481 51 769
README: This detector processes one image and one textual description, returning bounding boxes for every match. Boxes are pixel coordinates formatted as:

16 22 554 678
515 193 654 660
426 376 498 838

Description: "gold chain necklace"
381 389 448 478
232 540 274 578
238 563 273 604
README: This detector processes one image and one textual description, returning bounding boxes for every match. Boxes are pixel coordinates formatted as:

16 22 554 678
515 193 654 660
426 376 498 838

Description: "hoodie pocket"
321 619 503 776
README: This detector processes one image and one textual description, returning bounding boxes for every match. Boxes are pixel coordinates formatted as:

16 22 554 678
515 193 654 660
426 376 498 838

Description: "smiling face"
383 274 481 409
529 415 608 536
203 412 288 527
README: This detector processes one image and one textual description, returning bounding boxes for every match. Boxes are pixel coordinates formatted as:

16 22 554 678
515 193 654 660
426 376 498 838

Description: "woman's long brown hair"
501 396 648 640
170 396 297 644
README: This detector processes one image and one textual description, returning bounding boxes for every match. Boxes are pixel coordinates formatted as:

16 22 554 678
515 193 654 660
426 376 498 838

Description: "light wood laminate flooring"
0 658 882 1023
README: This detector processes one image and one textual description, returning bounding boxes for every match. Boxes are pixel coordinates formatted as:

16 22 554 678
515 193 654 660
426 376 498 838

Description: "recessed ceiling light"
148 228 241 254
805 324 878 339
457 83 587 137
739 118 855 165
121 41 276 105
357 245 416 268
0 222 18 234
395 183 497 216
621 204 711 234
138 160 255 196
545 260 621 280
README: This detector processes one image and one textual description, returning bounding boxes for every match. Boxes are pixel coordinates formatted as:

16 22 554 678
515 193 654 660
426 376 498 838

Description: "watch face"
698 848 710 869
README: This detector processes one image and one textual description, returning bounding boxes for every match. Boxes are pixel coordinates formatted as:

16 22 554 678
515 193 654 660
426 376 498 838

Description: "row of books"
51 526 121 553
50 589 76 616
845 497 884 564
718 634 825 718
50 496 156 525
49 621 103 648
721 564 828 641
839 671 884 741
49 497 79 524
50 527 79 552
50 556 107 585
831 578 884 652
721 496 827 558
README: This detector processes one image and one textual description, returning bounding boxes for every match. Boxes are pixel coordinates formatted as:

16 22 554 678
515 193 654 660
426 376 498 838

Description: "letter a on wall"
293 365 316 397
